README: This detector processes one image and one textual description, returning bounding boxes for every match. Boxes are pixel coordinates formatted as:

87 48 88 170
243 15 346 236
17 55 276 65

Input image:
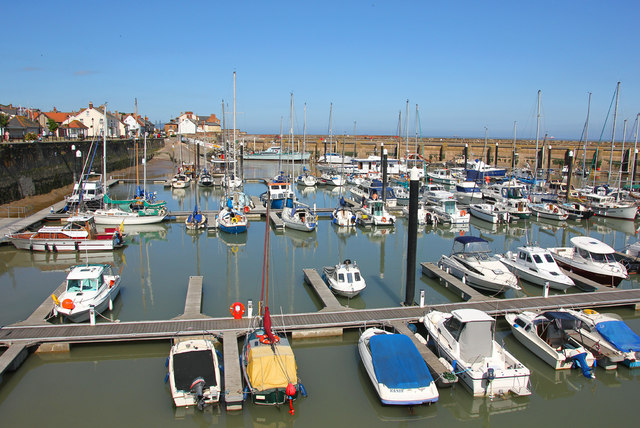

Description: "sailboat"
296 103 317 187
242 202 306 412
89 105 167 225
331 135 356 227
280 94 318 232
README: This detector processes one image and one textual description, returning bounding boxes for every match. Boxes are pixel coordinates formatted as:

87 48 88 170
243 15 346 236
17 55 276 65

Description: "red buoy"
62 299 75 310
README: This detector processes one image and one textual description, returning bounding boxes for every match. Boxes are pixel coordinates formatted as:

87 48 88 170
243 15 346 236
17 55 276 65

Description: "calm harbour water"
1 162 639 427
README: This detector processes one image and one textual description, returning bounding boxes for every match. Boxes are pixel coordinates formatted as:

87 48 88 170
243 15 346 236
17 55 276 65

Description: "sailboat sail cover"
369 334 434 389
595 320 640 352
247 345 297 390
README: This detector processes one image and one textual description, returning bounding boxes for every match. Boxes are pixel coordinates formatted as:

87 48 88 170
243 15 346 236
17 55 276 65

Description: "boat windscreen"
173 350 217 391
454 240 491 254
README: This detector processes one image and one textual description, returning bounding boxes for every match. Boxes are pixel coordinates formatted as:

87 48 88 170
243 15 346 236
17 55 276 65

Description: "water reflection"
0 248 124 274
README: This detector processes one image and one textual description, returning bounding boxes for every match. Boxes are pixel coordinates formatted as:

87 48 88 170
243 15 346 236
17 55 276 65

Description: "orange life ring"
230 302 245 319
243 205 250 213
382 217 387 223
460 210 467 216
258 334 280 345
553 208 559 213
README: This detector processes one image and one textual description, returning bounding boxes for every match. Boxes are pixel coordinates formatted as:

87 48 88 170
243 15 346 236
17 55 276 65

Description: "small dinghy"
322 259 366 297
358 327 439 405
167 337 221 409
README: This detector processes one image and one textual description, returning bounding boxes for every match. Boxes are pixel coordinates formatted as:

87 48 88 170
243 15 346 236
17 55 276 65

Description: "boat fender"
74 241 79 252
243 386 250 400
299 382 308 397
286 383 296 415
165 357 169 368
230 302 245 319
62 299 75 310
231 216 238 224
164 372 169 383
51 294 60 306
29 244 34 252
44 244 49 252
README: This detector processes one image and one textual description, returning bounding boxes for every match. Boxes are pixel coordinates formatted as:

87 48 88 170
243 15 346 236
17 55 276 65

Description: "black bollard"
404 167 420 306
494 143 499 167
566 150 573 201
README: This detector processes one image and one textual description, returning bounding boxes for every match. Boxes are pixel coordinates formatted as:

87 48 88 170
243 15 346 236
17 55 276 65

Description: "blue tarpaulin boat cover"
370 334 434 389
595 320 640 352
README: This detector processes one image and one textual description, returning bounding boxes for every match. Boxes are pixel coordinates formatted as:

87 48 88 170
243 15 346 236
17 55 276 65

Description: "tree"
47 118 59 137
0 114 8 139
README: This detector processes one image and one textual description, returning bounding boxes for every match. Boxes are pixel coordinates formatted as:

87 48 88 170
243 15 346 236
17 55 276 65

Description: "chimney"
89 102 93 109
53 107 57 112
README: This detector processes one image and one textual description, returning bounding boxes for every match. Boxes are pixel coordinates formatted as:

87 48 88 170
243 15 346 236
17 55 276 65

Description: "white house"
63 102 125 138
178 117 197 134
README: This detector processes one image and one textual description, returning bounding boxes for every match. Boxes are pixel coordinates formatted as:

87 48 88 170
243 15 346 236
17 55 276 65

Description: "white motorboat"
5 215 125 252
469 203 509 224
52 263 121 323
426 168 458 186
422 309 531 397
420 183 454 203
322 259 366 297
438 236 520 293
570 309 640 368
481 181 531 219
243 144 310 161
260 180 295 209
454 181 484 204
530 203 569 221
358 327 439 405
427 198 470 224
198 171 214 187
402 201 439 226
558 202 593 220
167 337 221 409
357 200 396 227
548 236 628 286
318 171 345 186
281 201 317 232
65 175 105 210
499 245 575 291
505 311 596 377
317 152 353 165
583 193 637 220
171 173 188 189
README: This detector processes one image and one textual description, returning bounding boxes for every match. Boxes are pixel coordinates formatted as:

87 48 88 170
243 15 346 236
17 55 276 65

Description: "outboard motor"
190 377 207 410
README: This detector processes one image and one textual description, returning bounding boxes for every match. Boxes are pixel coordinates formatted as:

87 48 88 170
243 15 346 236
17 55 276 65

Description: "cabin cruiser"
582 193 637 220
426 198 470 224
402 201 439 226
53 263 121 323
498 245 575 291
559 202 593 220
469 203 510 224
198 170 214 187
260 180 295 209
350 179 397 207
548 236 628 286
356 199 396 227
426 168 458 185
529 203 569 221
454 181 484 204
358 328 439 405
167 337 221 409
438 236 519 293
420 183 454 203
322 259 366 297
423 309 531 397
505 311 596 378
5 215 125 252
65 176 105 210
465 160 507 181
482 180 531 219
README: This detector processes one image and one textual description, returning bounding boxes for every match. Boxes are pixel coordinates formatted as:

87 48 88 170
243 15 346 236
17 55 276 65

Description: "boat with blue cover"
358 327 438 405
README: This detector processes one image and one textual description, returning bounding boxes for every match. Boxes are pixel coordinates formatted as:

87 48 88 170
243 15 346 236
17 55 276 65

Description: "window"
544 254 555 263
519 252 526 260
346 273 353 283
443 316 463 341
354 272 361 281
338 273 345 282
533 254 543 264
67 279 81 292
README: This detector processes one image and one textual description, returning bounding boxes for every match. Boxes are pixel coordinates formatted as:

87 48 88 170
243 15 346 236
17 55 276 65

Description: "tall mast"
222 100 227 184
533 90 541 183
233 72 237 181
618 119 627 196
405 99 409 158
303 103 307 165
608 81 621 181
583 92 592 175
143 131 147 196
414 104 419 154
632 113 640 190
290 93 294 177
512 121 517 170
328 102 333 152
103 102 107 192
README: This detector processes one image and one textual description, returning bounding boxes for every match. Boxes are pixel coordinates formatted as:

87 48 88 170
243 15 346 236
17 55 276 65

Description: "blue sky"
3 1 639 140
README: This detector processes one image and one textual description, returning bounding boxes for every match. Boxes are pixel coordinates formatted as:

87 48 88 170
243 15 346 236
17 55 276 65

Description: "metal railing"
0 205 33 218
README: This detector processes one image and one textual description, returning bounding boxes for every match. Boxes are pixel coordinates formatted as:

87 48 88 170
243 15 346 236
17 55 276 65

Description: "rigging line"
597 87 617 144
